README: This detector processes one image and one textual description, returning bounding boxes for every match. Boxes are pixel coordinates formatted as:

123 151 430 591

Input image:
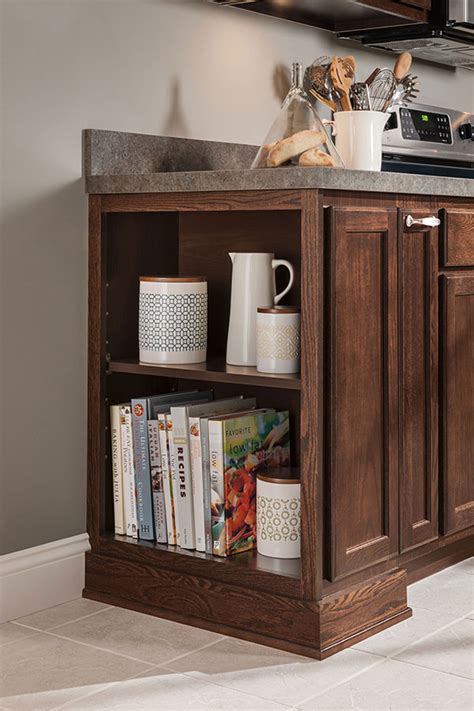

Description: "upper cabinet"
208 0 431 32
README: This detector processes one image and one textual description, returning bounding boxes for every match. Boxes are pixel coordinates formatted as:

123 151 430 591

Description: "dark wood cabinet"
85 179 473 662
442 274 474 535
398 211 439 552
327 208 399 579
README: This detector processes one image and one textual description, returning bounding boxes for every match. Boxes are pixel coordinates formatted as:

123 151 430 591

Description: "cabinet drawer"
441 209 474 267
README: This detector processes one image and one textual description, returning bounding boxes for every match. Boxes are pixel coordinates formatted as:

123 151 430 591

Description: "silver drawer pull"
405 214 441 229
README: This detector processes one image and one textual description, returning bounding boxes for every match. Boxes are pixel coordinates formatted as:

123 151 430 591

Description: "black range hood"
339 1 474 70
208 0 474 69
207 0 425 32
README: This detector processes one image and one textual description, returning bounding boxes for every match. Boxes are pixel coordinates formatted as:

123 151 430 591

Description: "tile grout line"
158 635 226 667
7 625 159 667
11 605 113 632
294 653 389 708
53 665 167 711
8 621 227 670
383 614 474 663
386 653 474 681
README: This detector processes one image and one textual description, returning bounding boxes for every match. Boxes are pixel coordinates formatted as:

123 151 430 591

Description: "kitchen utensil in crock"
367 68 397 112
304 56 337 111
350 82 372 111
329 56 354 112
393 52 412 81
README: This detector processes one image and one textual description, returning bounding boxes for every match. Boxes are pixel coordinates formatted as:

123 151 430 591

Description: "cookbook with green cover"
209 410 291 557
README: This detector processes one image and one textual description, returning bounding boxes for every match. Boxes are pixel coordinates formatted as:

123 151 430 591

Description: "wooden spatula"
393 52 412 81
330 56 354 112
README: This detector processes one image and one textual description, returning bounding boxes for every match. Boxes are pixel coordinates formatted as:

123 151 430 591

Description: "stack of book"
110 389 291 557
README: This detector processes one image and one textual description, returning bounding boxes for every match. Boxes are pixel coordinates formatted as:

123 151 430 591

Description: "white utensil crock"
226 253 294 367
256 307 300 374
328 111 390 171
139 277 207 364
257 471 301 559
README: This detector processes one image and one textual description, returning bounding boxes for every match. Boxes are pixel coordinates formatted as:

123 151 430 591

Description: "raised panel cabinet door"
327 207 399 580
442 274 474 534
399 211 439 553
440 208 474 268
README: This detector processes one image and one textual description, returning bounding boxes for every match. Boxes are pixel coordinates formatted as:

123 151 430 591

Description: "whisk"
367 68 397 113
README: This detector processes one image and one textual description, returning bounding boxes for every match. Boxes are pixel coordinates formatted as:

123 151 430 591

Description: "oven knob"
458 123 473 140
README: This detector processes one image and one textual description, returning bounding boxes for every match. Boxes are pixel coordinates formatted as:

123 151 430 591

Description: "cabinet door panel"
442 275 474 534
327 208 399 580
441 209 474 268
399 211 439 552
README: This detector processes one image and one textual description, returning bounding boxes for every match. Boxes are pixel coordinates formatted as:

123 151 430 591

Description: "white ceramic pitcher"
226 252 294 366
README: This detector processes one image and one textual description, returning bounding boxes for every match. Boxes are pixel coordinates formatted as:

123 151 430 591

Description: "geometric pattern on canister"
257 323 300 360
257 495 300 542
139 292 207 352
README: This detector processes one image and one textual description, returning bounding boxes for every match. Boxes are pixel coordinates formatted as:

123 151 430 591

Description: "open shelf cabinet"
86 190 324 656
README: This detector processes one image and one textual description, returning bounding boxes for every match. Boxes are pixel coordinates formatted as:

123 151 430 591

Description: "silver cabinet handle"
405 214 441 229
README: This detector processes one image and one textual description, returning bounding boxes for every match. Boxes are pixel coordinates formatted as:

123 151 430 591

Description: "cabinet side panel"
328 208 398 579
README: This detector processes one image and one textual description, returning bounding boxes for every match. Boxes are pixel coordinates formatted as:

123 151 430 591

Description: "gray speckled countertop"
83 129 474 199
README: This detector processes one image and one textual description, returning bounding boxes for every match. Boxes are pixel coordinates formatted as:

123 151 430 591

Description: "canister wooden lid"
257 306 300 314
257 467 300 484
140 276 206 282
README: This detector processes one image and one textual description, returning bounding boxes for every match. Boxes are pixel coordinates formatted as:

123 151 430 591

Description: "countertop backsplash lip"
83 128 474 198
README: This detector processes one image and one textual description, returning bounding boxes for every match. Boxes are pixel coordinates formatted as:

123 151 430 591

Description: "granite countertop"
83 129 474 199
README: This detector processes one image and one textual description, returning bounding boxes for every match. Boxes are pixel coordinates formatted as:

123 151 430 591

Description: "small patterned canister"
139 277 207 364
256 306 300 374
257 469 301 559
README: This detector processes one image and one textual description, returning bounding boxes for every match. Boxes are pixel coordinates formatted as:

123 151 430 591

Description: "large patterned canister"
257 469 301 559
256 306 300 374
139 277 207 364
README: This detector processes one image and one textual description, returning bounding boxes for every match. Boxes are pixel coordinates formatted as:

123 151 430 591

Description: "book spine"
151 467 168 544
189 416 206 552
200 419 213 554
166 415 181 545
171 407 195 550
131 399 155 540
110 405 125 535
158 414 176 545
147 420 161 467
147 420 167 544
120 405 138 539
208 419 226 556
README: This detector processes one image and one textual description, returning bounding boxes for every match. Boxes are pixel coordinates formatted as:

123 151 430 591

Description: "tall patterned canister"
139 277 207 364
256 306 300 374
257 469 301 559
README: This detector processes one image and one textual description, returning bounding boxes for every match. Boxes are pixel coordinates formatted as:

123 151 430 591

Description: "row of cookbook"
110 389 291 557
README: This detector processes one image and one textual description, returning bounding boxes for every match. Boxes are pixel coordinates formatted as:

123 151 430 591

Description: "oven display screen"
400 108 452 144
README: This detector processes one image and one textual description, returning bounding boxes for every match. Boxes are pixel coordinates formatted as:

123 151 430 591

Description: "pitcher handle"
272 259 294 305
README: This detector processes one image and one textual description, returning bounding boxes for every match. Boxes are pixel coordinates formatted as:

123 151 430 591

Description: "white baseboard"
0 533 90 623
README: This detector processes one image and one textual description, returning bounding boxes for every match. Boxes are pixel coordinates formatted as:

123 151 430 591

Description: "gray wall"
1 0 472 555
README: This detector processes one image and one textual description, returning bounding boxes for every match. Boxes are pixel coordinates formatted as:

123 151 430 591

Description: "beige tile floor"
0 559 472 710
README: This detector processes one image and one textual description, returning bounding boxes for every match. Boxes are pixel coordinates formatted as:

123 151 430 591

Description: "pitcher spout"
228 252 236 263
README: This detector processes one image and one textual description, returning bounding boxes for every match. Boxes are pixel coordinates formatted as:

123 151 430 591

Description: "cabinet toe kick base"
84 553 410 660
319 568 411 658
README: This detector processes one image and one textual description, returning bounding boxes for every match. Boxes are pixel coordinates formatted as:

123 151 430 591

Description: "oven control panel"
399 108 452 144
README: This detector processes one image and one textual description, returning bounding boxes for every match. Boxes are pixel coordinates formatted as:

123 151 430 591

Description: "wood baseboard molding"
319 568 409 655
0 534 90 623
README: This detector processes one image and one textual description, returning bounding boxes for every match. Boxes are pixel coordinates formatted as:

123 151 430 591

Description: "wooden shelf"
108 534 301 579
108 357 301 390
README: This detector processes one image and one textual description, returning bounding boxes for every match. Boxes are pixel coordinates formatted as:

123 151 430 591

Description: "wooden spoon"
329 56 354 112
393 52 412 81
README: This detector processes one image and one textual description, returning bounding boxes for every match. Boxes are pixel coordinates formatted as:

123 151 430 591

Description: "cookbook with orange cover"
208 410 290 557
